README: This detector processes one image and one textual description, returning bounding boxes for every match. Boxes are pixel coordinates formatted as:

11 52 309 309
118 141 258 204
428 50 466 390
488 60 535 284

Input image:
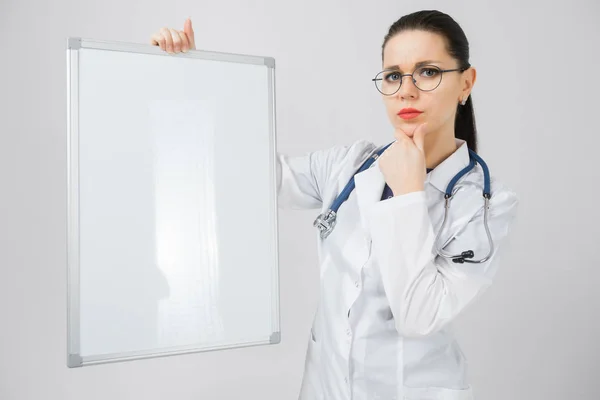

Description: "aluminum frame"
66 37 280 367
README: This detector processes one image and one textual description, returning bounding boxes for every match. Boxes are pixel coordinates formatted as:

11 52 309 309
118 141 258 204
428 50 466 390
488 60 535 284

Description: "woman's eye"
385 72 401 82
420 67 439 77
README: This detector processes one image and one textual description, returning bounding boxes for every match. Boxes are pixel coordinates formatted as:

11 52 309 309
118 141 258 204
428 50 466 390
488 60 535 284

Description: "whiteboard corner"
67 37 82 50
67 353 83 368
270 331 281 344
264 57 275 68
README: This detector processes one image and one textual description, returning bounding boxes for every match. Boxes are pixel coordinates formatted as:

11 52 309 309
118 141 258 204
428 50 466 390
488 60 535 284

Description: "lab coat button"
354 280 360 288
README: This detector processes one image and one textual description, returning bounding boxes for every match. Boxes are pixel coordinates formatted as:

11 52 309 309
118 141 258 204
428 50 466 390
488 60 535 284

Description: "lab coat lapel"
428 138 470 194
426 139 485 247
322 157 380 273
353 159 386 235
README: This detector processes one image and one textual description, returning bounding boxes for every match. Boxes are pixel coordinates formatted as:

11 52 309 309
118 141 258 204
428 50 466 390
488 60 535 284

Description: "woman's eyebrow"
383 60 442 71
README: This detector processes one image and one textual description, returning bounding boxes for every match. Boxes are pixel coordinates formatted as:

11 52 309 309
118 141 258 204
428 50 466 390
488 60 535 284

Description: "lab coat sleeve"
366 188 519 338
276 140 374 210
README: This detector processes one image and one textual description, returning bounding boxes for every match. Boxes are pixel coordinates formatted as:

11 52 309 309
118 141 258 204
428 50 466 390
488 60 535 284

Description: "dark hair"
382 10 478 152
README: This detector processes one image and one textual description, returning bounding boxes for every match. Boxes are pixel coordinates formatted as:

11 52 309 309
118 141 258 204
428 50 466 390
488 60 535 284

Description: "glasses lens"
374 70 401 95
413 66 442 91
374 66 442 94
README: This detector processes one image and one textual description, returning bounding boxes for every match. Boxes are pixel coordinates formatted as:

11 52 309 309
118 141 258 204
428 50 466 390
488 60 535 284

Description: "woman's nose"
396 74 419 98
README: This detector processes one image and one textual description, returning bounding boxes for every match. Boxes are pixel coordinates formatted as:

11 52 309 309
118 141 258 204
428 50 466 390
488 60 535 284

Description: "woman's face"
380 29 475 139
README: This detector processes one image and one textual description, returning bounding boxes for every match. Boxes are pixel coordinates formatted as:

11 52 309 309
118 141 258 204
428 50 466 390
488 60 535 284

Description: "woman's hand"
378 123 429 196
150 18 196 54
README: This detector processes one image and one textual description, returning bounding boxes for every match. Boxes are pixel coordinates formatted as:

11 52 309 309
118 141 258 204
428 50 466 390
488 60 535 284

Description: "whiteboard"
66 38 280 368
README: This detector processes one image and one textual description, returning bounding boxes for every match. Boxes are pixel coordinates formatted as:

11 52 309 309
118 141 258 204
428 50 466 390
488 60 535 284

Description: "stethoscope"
313 141 494 264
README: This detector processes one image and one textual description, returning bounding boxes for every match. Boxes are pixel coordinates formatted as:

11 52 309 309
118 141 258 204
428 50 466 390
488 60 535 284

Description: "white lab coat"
276 138 519 400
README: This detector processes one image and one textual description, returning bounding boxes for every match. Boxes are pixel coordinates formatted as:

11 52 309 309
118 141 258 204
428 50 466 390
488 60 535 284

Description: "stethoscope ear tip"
451 250 475 263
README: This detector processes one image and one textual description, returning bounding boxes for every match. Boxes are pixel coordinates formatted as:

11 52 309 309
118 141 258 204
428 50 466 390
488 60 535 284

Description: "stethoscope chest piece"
313 209 337 239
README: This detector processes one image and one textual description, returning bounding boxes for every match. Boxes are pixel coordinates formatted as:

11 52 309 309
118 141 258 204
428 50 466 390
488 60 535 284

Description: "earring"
460 96 468 106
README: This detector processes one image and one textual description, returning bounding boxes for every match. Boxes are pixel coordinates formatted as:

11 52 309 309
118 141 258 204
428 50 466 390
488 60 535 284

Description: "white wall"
1 0 598 399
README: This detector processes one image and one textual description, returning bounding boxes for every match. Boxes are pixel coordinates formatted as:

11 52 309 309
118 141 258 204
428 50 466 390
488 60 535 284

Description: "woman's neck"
424 131 459 170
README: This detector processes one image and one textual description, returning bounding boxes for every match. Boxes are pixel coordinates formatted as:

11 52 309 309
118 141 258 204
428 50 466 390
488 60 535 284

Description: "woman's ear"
461 67 477 99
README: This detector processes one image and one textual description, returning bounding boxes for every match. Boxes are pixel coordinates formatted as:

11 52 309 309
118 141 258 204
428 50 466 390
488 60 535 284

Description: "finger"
160 27 174 52
169 28 183 52
178 30 190 52
412 123 428 153
150 33 166 51
184 18 196 49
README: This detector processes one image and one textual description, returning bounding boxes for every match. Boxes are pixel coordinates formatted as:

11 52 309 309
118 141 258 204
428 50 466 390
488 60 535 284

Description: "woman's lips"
398 112 421 120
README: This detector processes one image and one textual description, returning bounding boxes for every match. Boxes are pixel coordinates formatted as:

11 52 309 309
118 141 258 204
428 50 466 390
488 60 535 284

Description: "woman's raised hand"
150 17 196 54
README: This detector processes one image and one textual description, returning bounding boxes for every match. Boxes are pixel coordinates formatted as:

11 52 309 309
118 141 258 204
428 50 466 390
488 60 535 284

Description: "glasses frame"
372 65 470 95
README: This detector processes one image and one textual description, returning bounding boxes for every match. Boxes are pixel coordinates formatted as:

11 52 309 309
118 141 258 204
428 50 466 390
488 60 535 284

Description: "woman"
151 10 519 400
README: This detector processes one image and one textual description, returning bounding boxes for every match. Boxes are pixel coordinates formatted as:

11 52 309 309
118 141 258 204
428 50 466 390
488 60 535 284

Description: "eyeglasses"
372 65 468 95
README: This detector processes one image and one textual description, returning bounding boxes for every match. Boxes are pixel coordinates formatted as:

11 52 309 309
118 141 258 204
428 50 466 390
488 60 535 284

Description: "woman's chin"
395 125 416 137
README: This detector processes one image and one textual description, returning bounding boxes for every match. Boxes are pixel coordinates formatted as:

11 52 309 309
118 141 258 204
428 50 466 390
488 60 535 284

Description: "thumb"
184 17 195 49
412 122 428 153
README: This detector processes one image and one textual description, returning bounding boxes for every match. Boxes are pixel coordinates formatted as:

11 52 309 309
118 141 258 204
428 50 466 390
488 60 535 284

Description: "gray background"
1 0 598 399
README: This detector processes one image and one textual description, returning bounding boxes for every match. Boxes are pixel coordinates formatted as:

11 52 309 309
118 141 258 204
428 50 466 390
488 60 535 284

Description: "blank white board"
66 38 280 368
